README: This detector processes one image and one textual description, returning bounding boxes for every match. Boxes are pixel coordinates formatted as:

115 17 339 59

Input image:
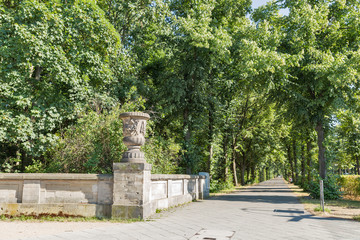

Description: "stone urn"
120 112 150 163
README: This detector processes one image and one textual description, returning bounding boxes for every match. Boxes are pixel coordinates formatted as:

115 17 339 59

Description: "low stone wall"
0 173 113 217
0 170 209 218
150 174 204 213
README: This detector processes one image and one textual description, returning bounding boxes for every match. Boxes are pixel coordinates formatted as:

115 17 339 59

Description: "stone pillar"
199 172 210 198
112 112 152 219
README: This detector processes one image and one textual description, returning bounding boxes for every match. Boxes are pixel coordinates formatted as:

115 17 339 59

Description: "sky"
251 0 290 16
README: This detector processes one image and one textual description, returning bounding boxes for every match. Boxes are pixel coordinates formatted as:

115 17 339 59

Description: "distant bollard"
119 112 150 163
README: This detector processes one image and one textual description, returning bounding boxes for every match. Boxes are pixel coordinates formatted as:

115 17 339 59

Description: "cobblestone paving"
17 178 360 240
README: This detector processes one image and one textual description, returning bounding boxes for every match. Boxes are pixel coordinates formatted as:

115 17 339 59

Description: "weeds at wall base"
0 214 143 223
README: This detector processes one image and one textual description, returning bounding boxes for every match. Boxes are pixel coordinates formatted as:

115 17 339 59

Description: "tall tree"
0 0 126 168
254 0 360 179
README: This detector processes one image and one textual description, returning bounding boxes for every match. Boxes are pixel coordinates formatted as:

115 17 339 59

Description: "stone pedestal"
112 163 152 219
112 111 152 219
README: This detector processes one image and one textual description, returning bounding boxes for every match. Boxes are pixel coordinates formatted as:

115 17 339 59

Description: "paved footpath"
8 178 360 240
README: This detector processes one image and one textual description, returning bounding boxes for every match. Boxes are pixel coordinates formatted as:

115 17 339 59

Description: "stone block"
0 181 22 203
151 181 167 200
171 180 183 197
22 180 40 203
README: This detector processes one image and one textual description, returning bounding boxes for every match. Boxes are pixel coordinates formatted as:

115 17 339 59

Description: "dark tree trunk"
315 122 326 179
301 144 306 187
240 151 246 186
183 108 192 174
287 145 294 181
246 167 250 183
356 156 360 175
251 165 255 182
307 140 312 183
34 66 42 81
292 140 298 183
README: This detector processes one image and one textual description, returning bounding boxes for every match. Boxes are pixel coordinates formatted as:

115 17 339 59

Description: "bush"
338 175 360 198
210 179 234 193
45 105 126 173
143 136 182 174
307 175 342 200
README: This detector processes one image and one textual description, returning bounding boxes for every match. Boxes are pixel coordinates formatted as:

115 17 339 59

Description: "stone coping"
0 173 113 181
151 174 205 181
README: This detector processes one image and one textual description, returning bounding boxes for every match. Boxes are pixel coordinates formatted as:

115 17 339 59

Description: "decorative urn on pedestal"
119 112 150 163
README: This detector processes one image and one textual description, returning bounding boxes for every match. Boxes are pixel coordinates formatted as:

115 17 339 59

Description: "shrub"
45 105 125 173
338 175 360 198
142 136 182 174
307 175 342 200
210 179 234 193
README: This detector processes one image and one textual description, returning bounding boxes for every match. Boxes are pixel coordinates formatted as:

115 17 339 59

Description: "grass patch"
314 206 331 213
288 181 360 220
300 198 360 209
154 201 192 215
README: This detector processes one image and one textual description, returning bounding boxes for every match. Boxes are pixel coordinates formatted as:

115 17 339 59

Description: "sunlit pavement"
17 178 360 240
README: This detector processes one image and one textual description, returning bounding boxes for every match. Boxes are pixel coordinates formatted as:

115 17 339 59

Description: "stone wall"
0 170 209 218
0 112 210 219
0 173 113 217
150 174 206 214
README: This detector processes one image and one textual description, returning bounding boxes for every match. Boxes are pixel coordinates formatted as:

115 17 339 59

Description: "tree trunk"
251 165 255 182
222 135 229 181
292 140 298 183
240 151 246 185
301 143 306 187
34 65 42 81
207 101 214 173
315 122 326 179
246 167 250 183
356 156 360 175
232 144 238 186
183 108 192 174
287 145 294 181
306 140 312 183
232 158 238 186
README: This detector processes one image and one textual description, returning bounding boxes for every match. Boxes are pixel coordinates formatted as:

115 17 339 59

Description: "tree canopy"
1 0 360 193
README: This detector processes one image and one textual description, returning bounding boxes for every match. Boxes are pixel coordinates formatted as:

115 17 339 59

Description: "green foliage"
143 136 182 174
314 206 331 213
45 105 124 173
0 0 359 192
24 159 46 173
338 175 360 198
44 89 146 173
308 175 342 200
0 0 127 166
210 179 234 193
0 157 21 173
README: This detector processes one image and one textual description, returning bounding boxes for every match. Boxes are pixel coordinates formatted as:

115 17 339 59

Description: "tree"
254 0 360 179
0 0 127 170
336 109 360 174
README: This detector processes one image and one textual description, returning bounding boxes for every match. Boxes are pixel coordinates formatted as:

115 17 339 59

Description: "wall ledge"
0 173 113 181
151 174 205 181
